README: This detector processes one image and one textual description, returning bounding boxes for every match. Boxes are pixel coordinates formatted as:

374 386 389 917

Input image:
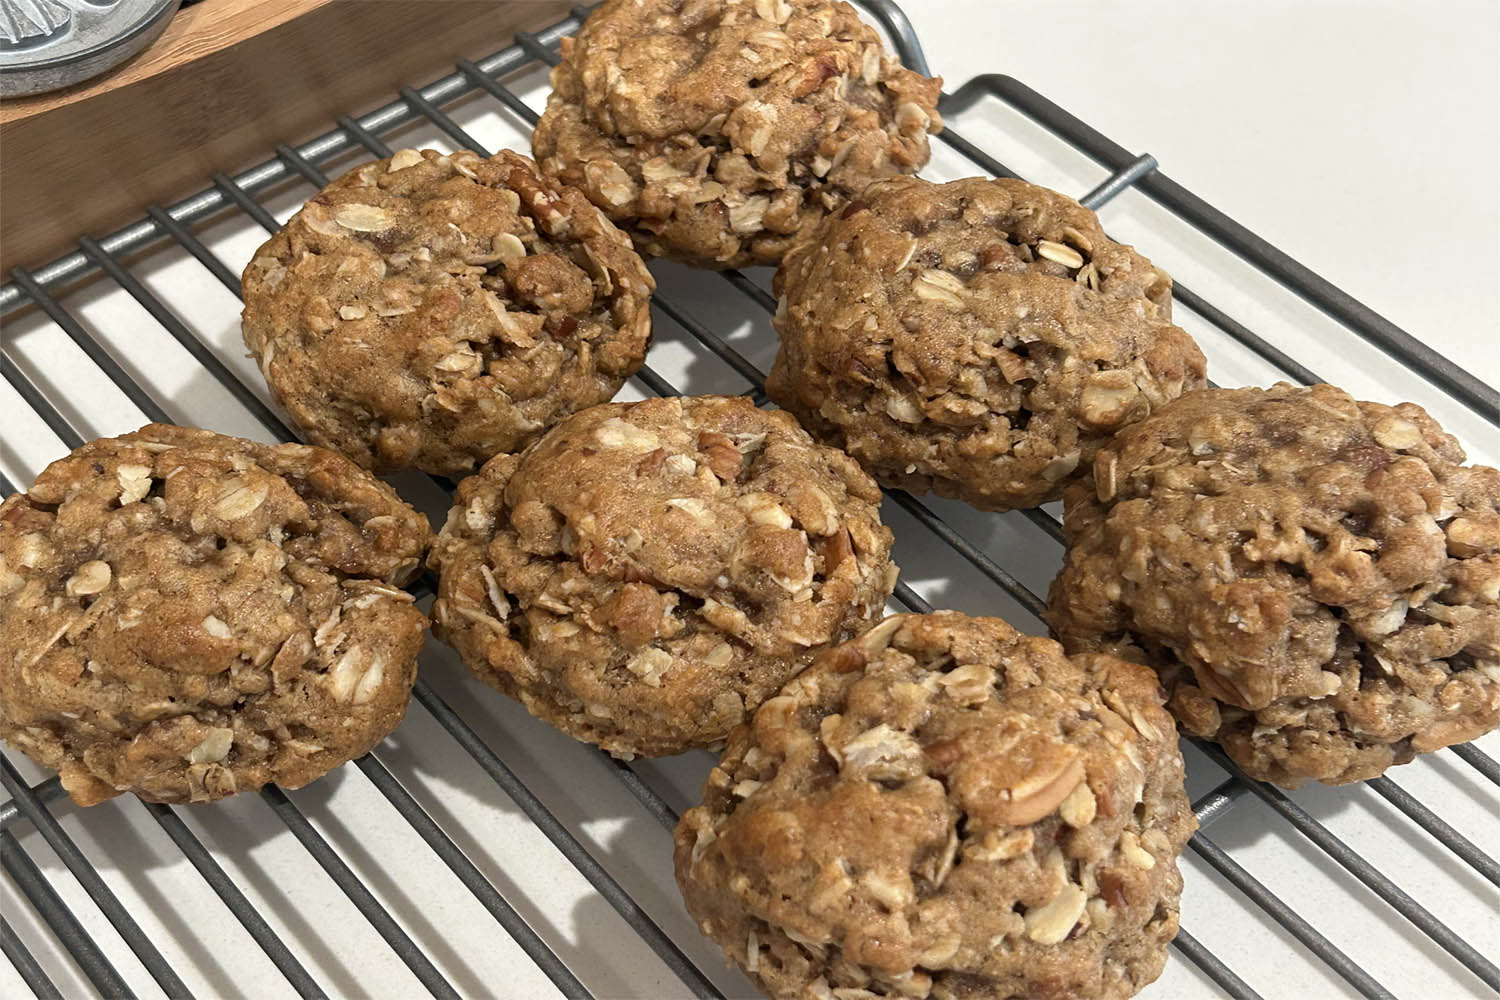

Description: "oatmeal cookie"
675 612 1195 1000
0 424 431 806
242 148 654 477
429 395 897 757
531 0 942 269
1047 383 1500 787
766 175 1207 512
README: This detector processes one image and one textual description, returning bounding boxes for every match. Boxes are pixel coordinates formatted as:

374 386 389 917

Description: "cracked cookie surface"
0 424 431 806
675 612 1194 1000
242 148 654 477
531 0 942 269
1047 383 1500 787
430 395 897 757
766 175 1207 511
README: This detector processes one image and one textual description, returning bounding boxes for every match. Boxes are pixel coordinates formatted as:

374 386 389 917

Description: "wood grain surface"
1 0 570 273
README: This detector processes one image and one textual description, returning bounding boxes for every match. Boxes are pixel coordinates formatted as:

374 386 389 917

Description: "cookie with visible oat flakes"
0 424 431 806
241 148 654 478
674 612 1194 1000
1047 383 1500 787
767 175 1207 512
531 0 942 269
429 395 897 757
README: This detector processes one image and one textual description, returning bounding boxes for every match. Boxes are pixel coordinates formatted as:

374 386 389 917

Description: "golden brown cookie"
1047 383 1500 787
531 0 942 269
0 424 431 806
675 612 1195 1000
766 175 1208 512
429 395 897 757
241 148 654 477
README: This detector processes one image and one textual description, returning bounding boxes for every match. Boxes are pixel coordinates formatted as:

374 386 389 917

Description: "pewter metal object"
0 0 180 97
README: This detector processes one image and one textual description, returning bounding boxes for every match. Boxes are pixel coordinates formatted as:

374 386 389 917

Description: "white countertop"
2 2 1496 999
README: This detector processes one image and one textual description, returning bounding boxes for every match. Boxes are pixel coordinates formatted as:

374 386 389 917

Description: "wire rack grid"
1 3 1497 998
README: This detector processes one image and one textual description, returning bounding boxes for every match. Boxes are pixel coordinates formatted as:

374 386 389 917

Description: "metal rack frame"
1 3 1497 998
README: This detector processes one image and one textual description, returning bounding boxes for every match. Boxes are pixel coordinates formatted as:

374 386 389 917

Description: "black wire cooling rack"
1 3 1498 998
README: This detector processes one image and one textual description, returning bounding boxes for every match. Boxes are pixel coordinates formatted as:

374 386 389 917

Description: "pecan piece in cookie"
429 395 897 757
1048 383 1500 786
675 612 1194 999
767 175 1207 511
0 424 431 805
241 148 654 477
531 0 942 268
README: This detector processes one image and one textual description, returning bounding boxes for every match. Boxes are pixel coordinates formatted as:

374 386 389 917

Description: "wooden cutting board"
1 0 571 273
